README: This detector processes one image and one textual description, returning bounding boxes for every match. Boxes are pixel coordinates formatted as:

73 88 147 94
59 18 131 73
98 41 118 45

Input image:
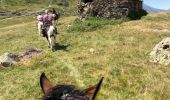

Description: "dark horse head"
40 73 103 100
52 8 60 21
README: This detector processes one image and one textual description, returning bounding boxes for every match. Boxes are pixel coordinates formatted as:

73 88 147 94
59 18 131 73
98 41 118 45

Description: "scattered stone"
40 59 49 64
150 37 170 65
153 29 170 33
66 24 72 29
89 48 95 53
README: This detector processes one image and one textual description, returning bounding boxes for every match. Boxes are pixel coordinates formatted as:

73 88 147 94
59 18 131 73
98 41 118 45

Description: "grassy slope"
0 13 170 100
0 0 77 18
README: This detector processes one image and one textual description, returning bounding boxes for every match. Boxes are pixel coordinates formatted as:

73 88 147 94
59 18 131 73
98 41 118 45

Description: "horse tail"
54 27 58 35
52 8 59 21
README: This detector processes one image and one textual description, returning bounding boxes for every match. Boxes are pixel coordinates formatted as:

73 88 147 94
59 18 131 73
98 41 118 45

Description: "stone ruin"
150 38 170 66
0 48 43 67
78 0 143 20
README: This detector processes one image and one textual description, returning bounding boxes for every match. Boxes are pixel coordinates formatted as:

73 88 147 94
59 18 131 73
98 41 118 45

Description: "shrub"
67 17 128 32
57 0 69 7
128 9 148 20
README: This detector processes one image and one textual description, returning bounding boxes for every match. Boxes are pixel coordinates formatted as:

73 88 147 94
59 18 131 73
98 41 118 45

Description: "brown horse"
40 73 103 100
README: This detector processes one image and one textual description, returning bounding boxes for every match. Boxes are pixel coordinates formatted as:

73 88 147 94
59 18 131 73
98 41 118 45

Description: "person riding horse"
36 9 59 49
37 9 59 36
41 10 57 37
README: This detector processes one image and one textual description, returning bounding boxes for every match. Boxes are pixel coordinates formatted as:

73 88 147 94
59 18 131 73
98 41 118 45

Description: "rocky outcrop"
78 0 127 19
0 48 44 67
0 53 20 67
90 0 128 18
150 38 170 65
78 0 124 19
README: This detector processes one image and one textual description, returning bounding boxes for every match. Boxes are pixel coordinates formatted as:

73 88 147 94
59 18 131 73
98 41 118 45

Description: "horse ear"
52 8 56 14
84 77 104 100
40 72 54 96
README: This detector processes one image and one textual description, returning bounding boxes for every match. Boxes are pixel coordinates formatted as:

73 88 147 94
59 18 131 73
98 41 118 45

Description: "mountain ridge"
143 4 170 13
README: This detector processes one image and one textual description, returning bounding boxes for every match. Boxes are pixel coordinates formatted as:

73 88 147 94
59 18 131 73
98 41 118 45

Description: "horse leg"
48 36 52 48
53 34 57 45
45 34 52 48
38 24 41 35
53 29 57 43
38 22 43 36
47 38 52 48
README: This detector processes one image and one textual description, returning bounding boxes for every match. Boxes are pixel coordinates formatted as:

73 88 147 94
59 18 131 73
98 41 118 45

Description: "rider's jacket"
37 15 43 21
43 13 54 25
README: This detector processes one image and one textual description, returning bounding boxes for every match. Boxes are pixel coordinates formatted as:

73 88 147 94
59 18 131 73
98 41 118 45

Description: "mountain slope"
0 0 77 12
143 4 170 13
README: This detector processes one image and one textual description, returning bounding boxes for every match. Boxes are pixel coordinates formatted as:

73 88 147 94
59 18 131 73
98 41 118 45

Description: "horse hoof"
52 48 55 52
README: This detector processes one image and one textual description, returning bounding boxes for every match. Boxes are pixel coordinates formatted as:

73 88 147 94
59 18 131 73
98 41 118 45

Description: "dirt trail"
0 7 49 21
0 22 33 30
61 58 85 87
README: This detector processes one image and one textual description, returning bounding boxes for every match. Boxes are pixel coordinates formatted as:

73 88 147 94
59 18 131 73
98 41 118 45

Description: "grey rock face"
78 0 128 20
150 38 170 65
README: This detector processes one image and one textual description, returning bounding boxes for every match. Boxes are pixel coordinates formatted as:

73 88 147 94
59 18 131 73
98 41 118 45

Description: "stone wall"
78 0 143 19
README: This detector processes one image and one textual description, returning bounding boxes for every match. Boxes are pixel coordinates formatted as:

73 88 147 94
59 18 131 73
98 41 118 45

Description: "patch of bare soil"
19 48 43 61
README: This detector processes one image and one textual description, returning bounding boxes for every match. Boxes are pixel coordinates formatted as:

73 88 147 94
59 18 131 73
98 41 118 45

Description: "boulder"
0 48 44 67
150 38 170 65
0 53 20 67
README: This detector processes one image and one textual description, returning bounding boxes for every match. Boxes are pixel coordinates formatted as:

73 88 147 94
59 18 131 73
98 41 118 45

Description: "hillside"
0 0 77 11
143 4 170 13
0 0 77 19
0 11 170 100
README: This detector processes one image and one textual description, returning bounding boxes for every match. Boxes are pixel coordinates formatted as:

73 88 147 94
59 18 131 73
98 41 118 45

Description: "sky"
144 0 170 10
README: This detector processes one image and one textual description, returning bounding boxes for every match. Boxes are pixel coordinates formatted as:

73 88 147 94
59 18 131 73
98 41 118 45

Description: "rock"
150 38 170 65
89 48 95 53
0 53 20 67
0 48 44 67
153 29 170 33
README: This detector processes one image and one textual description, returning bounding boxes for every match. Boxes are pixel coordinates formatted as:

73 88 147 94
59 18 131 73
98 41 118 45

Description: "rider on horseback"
41 10 55 36
43 10 55 26
37 9 59 48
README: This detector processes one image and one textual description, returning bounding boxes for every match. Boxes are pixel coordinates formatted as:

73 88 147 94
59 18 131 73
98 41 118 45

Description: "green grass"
0 16 34 28
0 0 77 16
67 17 128 32
0 13 170 100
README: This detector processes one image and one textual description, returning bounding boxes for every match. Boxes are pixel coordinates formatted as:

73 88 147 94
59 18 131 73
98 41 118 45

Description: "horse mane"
52 8 56 14
40 73 103 100
43 84 89 100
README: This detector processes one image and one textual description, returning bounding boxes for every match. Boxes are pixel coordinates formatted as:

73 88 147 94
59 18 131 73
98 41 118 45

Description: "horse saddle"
41 23 51 37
